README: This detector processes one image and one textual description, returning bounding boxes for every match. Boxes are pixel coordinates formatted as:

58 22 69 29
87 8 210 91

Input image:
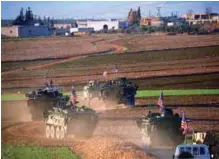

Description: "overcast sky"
2 1 219 19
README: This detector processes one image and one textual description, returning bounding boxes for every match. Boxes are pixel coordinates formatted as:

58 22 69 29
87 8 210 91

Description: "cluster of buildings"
140 12 219 29
2 7 219 38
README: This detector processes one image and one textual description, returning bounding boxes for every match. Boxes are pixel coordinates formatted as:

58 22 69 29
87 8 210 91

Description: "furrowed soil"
1 36 114 61
2 45 219 89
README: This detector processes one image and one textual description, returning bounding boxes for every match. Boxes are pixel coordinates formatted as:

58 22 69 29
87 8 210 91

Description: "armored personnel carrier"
83 77 138 106
136 108 184 148
44 101 99 139
26 82 69 120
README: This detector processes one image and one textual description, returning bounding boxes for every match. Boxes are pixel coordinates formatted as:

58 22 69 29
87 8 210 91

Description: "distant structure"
140 17 164 27
1 25 51 38
128 7 141 26
53 19 76 29
183 13 219 25
71 19 128 33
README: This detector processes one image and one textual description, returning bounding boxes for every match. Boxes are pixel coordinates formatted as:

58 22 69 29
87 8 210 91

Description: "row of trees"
13 7 54 28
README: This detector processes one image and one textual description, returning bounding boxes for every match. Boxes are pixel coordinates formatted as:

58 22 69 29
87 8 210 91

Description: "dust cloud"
2 101 32 122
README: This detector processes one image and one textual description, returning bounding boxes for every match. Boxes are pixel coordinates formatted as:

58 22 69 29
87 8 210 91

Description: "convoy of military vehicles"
25 78 219 158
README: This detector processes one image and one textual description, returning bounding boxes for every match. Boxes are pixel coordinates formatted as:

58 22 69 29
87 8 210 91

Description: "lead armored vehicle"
26 82 69 120
136 108 184 148
44 99 98 139
83 77 138 106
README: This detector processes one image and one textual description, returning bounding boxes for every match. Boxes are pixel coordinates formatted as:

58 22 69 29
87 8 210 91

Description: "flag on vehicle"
181 112 189 135
113 68 118 73
103 71 108 79
157 92 165 112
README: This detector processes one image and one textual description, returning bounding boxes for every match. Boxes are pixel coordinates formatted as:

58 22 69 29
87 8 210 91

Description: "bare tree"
205 6 212 15
205 6 212 19
187 9 193 14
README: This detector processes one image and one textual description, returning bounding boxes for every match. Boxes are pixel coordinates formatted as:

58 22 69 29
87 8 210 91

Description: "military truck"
44 102 99 139
83 77 138 106
26 82 69 120
136 108 184 148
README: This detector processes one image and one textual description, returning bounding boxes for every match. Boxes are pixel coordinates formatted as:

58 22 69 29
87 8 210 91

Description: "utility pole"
157 7 161 17
148 10 151 18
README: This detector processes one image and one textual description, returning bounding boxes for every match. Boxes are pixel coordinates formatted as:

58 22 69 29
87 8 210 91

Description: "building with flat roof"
1 25 51 38
75 19 127 32
183 13 219 25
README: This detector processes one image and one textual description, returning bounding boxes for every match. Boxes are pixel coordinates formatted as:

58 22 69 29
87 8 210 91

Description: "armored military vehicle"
83 77 138 106
44 101 99 139
136 108 184 148
26 82 69 120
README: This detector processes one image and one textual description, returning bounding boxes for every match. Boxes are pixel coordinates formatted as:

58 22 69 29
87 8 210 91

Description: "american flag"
157 92 164 112
181 113 189 135
103 71 108 79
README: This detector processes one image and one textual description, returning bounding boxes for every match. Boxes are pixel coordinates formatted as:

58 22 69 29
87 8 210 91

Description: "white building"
75 19 128 32
87 20 119 31
1 25 51 38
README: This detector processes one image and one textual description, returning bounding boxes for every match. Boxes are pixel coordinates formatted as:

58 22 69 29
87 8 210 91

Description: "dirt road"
2 100 219 158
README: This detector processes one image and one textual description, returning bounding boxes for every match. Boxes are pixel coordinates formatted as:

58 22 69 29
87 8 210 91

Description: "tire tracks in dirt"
2 37 124 76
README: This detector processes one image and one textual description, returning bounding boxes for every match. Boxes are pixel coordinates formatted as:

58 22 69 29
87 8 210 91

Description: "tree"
37 16 44 25
43 16 47 25
12 8 25 25
24 7 34 25
205 6 212 19
187 9 193 14
205 6 212 15
137 6 141 19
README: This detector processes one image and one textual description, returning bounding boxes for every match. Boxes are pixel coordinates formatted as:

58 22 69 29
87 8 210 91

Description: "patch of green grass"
1 94 26 101
2 145 79 159
136 89 219 97
2 89 219 101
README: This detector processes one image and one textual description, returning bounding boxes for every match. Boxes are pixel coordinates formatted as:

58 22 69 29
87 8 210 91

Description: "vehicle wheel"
55 126 60 140
50 125 55 139
142 135 151 148
46 125 51 138
60 126 65 139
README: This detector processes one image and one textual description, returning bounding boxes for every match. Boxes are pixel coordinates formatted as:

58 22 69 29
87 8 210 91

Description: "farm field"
2 33 219 159
2 45 219 90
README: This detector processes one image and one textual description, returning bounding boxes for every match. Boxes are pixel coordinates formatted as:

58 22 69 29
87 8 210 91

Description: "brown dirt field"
111 34 219 52
2 34 219 89
2 34 219 62
1 36 115 61
2 62 218 89
2 55 219 89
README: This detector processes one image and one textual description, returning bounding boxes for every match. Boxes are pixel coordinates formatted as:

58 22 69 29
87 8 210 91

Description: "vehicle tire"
55 126 60 140
178 152 194 159
60 126 65 139
46 125 51 138
50 125 55 139
142 135 151 148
